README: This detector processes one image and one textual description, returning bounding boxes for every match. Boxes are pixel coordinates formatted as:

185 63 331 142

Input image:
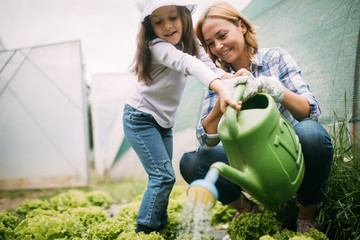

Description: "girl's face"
202 18 247 66
150 5 183 45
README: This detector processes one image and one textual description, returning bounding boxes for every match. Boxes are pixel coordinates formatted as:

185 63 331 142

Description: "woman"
179 1 333 234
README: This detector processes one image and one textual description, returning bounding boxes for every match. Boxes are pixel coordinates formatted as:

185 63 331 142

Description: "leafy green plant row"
2 111 359 239
1 184 330 240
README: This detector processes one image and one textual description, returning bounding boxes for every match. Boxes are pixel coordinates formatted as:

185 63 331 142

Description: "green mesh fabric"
173 76 205 132
243 0 360 124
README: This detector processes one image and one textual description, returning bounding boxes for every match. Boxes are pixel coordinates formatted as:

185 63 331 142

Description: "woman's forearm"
203 99 223 134
281 88 311 120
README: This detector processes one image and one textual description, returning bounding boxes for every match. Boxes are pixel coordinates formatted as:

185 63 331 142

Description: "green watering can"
188 84 305 208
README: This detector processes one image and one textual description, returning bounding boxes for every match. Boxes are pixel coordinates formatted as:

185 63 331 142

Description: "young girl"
123 0 241 234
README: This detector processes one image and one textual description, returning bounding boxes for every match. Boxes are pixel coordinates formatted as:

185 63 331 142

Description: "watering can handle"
225 84 246 137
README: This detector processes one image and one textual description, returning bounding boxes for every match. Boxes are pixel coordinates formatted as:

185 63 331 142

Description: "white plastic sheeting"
89 73 136 178
0 41 90 189
0 38 5 51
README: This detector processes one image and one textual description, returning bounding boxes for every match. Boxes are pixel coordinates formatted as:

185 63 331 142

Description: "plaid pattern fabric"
197 47 321 148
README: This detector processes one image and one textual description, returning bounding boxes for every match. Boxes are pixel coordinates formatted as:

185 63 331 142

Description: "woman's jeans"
180 120 333 207
123 104 175 232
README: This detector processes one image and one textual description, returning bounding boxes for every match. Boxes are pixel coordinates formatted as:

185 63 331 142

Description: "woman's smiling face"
202 18 247 65
150 5 183 45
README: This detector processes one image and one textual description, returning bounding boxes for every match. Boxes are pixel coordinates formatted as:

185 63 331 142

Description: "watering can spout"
210 162 262 198
187 168 219 209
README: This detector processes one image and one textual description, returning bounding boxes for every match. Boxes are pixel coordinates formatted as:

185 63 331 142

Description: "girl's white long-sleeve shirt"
125 38 225 128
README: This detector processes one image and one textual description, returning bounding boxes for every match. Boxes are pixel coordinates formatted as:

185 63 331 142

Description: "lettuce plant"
86 190 112 208
49 190 91 211
227 211 282 240
15 199 50 216
14 212 86 239
0 212 20 239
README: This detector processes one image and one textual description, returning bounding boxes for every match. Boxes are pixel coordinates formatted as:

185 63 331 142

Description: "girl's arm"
209 79 241 113
151 39 241 113
197 41 241 113
150 39 220 88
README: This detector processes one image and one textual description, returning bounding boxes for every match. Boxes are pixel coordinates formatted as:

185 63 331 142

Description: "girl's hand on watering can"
211 79 242 113
218 87 242 113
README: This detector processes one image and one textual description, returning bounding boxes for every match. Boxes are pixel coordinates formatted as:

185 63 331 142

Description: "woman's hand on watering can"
256 76 285 102
226 69 259 101
223 73 258 102
234 74 285 103
222 70 284 103
222 75 249 90
223 68 254 91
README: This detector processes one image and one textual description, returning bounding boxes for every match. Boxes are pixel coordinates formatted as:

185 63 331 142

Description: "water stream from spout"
177 191 214 239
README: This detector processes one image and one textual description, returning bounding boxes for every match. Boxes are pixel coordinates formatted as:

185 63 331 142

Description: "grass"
315 111 360 240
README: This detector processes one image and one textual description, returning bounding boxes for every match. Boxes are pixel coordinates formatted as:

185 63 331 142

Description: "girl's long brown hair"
195 1 258 72
130 6 199 86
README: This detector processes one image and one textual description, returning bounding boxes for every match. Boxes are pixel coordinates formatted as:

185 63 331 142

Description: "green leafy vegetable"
14 212 86 239
67 206 108 227
49 190 91 211
117 230 164 239
86 218 129 239
0 212 20 240
227 211 281 240
210 201 236 226
16 199 50 216
86 190 113 208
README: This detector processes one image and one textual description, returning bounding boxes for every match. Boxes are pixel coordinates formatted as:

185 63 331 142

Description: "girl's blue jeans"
123 104 175 232
180 120 333 207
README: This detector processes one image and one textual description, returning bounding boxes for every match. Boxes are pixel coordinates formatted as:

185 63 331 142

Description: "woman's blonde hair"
131 6 199 86
195 1 258 72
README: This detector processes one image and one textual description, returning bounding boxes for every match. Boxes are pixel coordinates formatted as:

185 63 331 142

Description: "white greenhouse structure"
0 41 90 189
